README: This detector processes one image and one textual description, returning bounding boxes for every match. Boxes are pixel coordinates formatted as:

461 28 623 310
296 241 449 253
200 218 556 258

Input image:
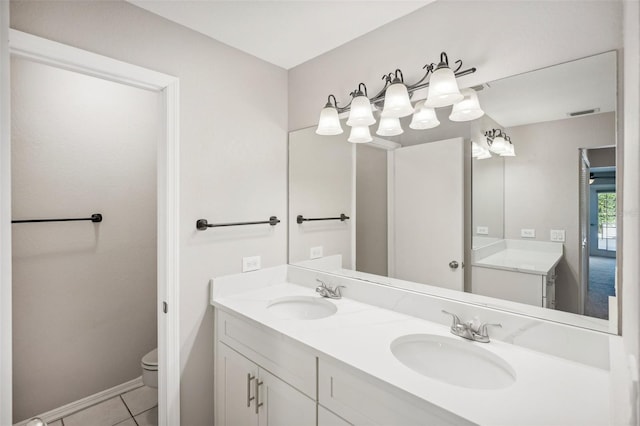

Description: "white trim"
386 150 395 277
0 3 12 426
13 377 144 426
369 136 401 151
6 30 181 426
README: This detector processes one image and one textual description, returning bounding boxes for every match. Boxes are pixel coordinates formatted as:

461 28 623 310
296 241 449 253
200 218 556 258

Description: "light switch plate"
310 246 323 259
476 226 489 235
242 255 261 272
550 229 566 242
521 228 536 238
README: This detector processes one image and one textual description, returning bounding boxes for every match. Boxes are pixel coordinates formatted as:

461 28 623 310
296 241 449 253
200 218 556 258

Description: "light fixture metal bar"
334 66 476 114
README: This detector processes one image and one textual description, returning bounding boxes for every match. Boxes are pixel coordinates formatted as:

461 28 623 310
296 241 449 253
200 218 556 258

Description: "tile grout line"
119 395 139 426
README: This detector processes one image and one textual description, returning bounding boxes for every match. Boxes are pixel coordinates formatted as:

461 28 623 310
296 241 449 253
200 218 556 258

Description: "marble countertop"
211 280 610 426
473 248 563 275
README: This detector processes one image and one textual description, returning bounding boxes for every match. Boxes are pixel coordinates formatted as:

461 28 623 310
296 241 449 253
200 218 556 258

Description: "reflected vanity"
288 51 618 333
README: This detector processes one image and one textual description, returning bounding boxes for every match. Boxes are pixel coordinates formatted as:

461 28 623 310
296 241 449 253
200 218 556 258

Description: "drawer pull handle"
247 374 255 407
255 379 264 414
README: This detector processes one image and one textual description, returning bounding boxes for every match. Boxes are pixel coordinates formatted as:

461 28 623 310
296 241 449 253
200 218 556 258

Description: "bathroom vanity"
211 265 611 426
471 240 563 308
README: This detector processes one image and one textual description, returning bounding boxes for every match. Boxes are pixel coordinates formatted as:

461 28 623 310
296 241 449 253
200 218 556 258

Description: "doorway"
3 30 180 426
580 147 617 320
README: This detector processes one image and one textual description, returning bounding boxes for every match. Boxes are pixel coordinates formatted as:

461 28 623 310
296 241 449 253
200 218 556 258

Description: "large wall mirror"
288 51 618 333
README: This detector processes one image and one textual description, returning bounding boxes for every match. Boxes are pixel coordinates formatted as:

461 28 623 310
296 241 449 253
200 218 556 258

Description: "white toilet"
141 348 158 388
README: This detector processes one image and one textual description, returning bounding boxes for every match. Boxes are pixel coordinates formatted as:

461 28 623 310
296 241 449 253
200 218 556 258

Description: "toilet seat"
141 348 158 371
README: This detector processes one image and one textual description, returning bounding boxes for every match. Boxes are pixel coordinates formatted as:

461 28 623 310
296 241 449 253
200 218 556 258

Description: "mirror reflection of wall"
288 50 617 331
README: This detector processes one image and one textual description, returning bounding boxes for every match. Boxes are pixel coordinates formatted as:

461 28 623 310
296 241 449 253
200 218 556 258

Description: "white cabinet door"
258 368 316 426
217 343 259 426
318 405 352 426
391 138 465 291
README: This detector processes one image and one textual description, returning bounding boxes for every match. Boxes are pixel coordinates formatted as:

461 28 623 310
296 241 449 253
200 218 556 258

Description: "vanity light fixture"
346 83 376 127
485 129 516 157
316 95 343 135
449 88 485 121
409 100 440 130
348 125 373 143
424 52 464 108
315 52 478 138
381 70 414 118
376 116 404 136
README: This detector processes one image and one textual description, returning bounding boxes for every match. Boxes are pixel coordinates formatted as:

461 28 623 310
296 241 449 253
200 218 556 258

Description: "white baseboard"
14 376 144 426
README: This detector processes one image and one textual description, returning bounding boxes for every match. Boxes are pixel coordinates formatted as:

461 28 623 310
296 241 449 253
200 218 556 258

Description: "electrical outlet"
476 226 489 235
521 228 536 238
242 255 261 272
550 229 566 242
310 246 323 259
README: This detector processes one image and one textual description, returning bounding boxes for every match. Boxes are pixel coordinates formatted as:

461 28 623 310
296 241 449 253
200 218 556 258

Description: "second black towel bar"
197 216 280 231
297 214 350 224
12 213 103 224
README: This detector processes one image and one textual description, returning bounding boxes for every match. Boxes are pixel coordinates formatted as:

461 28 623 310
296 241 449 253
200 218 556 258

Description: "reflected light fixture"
376 116 404 136
315 94 343 135
471 140 492 159
409 100 440 130
485 129 516 157
449 88 485 121
316 52 478 139
348 125 373 143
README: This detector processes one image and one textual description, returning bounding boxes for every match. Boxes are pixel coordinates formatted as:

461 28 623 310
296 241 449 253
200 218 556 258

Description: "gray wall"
11 58 159 422
289 127 353 268
355 144 387 276
10 2 288 425
505 112 616 313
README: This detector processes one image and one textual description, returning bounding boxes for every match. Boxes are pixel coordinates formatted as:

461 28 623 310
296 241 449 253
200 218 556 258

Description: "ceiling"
127 0 433 70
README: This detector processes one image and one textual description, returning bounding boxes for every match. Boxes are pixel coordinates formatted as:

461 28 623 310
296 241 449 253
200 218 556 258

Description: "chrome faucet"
442 310 502 343
315 279 345 299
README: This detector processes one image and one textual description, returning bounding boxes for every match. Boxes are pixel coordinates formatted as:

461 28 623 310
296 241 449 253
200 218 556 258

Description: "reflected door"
390 138 465 291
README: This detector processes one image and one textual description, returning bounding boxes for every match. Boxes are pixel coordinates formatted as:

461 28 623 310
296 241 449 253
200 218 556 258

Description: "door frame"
1 30 181 425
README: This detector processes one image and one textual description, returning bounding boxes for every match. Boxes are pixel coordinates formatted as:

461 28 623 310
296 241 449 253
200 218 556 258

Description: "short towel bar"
196 216 280 231
296 214 349 224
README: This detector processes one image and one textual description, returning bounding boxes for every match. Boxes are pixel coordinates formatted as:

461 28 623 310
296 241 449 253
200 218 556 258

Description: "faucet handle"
315 278 328 288
476 322 502 337
442 310 462 327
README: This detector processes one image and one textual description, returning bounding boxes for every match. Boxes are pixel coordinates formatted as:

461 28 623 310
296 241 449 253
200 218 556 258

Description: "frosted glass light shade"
477 148 492 159
500 143 516 157
449 88 485 122
489 136 509 154
471 140 484 157
376 116 403 136
425 66 463 108
347 95 376 126
409 100 440 130
316 106 343 135
382 82 414 118
348 125 372 143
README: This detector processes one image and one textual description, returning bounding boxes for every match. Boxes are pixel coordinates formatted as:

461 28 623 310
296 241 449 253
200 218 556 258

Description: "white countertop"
472 239 564 275
212 280 610 426
474 248 563 275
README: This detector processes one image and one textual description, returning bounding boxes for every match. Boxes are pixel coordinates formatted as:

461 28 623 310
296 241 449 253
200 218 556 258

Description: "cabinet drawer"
318 357 472 426
216 309 317 398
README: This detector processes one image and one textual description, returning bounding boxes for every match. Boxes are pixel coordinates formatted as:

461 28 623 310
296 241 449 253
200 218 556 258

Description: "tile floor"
47 385 157 426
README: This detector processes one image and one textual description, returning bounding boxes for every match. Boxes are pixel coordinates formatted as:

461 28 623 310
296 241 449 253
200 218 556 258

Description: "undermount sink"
391 334 516 390
267 296 337 320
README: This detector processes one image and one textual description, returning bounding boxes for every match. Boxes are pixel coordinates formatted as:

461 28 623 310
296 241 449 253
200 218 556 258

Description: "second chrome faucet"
442 310 501 343
315 279 344 299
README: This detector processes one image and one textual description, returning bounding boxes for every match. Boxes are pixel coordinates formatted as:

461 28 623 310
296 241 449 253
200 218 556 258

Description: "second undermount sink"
267 296 337 320
391 334 516 390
